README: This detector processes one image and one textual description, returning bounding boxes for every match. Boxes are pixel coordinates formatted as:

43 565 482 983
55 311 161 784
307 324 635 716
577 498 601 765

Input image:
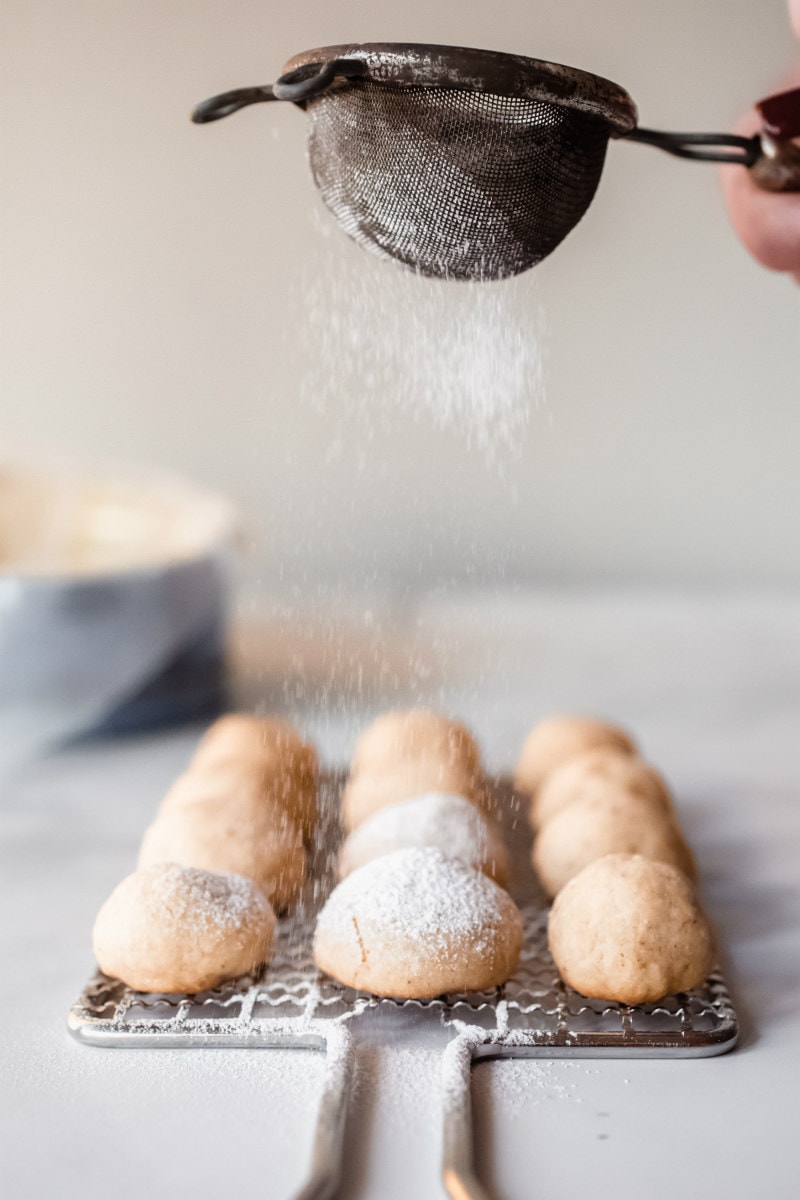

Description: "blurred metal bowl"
0 458 237 769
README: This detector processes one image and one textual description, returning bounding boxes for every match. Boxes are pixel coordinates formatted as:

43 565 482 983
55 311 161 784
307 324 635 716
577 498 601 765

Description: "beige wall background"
2 1 799 588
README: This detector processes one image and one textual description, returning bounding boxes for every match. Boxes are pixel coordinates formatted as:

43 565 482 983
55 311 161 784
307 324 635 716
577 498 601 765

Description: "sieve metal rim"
281 42 639 136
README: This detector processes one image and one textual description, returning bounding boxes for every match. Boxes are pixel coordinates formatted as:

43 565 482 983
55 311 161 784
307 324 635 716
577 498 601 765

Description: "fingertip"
721 163 800 271
720 100 800 273
791 0 800 41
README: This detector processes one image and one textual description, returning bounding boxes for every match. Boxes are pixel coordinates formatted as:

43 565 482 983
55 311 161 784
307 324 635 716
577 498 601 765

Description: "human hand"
720 0 800 280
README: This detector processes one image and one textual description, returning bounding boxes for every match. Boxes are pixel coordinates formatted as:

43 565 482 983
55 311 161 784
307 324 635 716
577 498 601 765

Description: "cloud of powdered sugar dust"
298 210 548 465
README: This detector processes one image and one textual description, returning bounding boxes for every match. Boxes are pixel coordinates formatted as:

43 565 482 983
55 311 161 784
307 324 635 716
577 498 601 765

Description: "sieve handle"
627 127 800 192
628 87 800 192
626 127 762 166
192 58 365 122
191 86 277 124
273 58 365 102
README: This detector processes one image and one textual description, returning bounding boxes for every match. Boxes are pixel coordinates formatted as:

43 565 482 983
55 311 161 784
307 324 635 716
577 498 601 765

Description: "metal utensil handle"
191 85 278 123
294 1026 356 1200
192 58 367 123
627 104 800 191
441 1035 491 1200
626 126 762 165
273 58 365 102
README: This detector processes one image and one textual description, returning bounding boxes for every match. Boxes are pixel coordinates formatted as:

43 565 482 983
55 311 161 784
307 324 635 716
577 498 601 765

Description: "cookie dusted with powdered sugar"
93 863 276 994
314 847 522 999
337 792 509 885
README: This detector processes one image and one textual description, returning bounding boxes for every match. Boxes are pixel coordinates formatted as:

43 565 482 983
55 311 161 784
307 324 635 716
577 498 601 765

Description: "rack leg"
441 1034 491 1200
292 1026 356 1200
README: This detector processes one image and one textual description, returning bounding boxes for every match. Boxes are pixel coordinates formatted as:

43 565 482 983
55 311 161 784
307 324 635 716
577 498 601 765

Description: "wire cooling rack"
68 775 738 1200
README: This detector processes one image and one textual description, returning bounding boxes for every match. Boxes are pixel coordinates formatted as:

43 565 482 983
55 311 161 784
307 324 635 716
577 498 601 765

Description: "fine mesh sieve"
192 42 800 280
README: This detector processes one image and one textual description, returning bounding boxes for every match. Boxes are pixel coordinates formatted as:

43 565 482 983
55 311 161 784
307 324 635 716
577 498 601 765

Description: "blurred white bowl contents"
0 458 237 771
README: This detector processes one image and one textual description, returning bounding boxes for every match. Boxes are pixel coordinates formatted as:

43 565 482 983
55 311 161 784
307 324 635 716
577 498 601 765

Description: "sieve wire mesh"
306 82 611 280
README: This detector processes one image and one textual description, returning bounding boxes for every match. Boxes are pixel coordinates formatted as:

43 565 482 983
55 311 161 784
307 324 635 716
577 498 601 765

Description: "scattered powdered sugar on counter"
300 221 547 457
472 1057 582 1121
11 1022 325 1197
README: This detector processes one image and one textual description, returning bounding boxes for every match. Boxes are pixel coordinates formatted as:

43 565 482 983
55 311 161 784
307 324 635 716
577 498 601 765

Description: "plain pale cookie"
342 710 487 830
161 761 318 840
314 846 522 999
341 760 484 831
350 710 481 778
532 791 695 898
515 715 635 797
193 714 317 775
338 792 509 885
531 747 673 831
138 800 306 910
190 715 318 834
92 863 276 994
534 792 695 897
548 853 714 1004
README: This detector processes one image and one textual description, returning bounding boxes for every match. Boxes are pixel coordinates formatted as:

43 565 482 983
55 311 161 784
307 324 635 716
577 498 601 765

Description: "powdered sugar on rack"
68 774 738 1200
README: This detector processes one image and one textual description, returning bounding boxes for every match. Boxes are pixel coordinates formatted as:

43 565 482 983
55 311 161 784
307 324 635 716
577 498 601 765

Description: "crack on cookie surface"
351 914 368 967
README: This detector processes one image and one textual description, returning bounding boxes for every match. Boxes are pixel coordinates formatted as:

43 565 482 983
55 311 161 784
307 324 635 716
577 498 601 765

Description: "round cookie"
515 715 636 797
314 847 523 999
531 747 673 831
341 760 484 831
159 767 265 816
337 792 509 885
193 714 317 773
93 863 276 994
161 761 318 840
548 853 715 1004
191 715 318 833
532 791 695 898
138 801 307 910
350 710 481 778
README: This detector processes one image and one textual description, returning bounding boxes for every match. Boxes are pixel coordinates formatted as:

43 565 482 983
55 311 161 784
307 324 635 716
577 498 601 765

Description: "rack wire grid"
69 774 738 1200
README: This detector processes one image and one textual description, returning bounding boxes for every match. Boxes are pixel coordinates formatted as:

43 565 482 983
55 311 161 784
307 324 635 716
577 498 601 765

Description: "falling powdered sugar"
300 221 547 458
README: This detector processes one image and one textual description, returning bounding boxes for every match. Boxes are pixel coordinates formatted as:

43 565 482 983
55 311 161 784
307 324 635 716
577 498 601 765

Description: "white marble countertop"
2 589 799 1199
